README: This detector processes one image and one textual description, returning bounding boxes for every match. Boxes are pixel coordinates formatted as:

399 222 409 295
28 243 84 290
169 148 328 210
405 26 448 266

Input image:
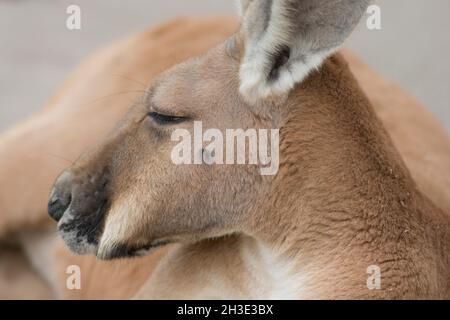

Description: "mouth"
56 199 110 255
57 215 100 256
58 213 172 259
56 202 171 260
96 240 172 260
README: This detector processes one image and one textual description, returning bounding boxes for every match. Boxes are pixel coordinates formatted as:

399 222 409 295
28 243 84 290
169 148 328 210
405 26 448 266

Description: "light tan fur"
0 17 449 299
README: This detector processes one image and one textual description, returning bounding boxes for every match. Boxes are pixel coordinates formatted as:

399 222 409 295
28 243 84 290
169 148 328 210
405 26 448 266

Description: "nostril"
48 193 72 222
48 171 74 223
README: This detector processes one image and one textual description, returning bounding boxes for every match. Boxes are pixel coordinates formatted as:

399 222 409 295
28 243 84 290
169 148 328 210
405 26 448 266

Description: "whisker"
47 153 75 165
67 90 147 110
110 74 148 88
88 90 147 104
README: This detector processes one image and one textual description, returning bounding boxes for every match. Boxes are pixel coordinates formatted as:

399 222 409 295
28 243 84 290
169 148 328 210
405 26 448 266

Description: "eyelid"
150 101 194 119
150 106 168 115
148 111 188 125
150 104 183 117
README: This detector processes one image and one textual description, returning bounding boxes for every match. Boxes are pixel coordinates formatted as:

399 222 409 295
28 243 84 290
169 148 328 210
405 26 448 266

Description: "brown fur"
0 17 449 299
136 50 450 299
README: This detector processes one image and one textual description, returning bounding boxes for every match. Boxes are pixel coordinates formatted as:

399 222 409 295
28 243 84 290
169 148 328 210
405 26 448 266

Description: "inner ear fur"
237 0 370 104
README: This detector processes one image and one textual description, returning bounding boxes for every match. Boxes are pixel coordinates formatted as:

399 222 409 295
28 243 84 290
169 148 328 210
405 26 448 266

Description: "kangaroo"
45 1 450 299
0 6 449 300
43 1 450 299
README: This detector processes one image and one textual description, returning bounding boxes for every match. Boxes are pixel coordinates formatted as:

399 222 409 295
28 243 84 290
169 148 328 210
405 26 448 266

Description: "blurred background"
0 0 449 132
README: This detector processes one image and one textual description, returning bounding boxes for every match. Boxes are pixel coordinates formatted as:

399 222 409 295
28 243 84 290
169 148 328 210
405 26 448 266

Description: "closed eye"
147 112 187 125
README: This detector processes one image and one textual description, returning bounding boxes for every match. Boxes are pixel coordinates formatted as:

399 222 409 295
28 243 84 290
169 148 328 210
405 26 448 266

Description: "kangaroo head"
48 0 369 259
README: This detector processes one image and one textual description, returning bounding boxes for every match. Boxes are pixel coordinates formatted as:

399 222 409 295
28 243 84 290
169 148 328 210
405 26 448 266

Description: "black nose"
48 172 73 222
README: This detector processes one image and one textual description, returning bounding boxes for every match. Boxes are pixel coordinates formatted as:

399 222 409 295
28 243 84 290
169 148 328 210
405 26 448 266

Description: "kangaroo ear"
238 0 370 104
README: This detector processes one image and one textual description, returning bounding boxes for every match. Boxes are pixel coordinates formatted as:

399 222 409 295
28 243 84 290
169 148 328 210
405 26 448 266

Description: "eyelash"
148 112 187 125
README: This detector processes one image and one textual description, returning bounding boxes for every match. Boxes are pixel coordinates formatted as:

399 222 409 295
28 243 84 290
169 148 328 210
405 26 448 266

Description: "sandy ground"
0 0 449 132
